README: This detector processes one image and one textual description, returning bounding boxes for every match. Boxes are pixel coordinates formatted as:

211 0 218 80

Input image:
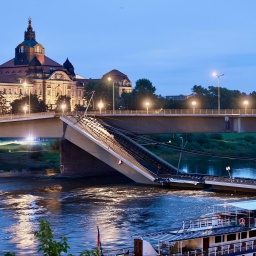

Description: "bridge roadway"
0 112 256 193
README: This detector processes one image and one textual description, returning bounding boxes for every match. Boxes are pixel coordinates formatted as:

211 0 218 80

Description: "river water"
0 174 256 255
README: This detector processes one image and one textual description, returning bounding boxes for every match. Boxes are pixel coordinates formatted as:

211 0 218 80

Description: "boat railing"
168 238 256 256
177 216 236 233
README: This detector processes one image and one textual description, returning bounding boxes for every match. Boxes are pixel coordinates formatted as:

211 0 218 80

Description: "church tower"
14 18 45 65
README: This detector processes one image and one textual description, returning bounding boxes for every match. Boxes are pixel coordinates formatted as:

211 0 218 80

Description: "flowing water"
0 174 255 255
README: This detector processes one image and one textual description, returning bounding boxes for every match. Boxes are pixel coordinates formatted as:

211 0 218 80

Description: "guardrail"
0 111 56 121
1 109 256 121
85 108 256 115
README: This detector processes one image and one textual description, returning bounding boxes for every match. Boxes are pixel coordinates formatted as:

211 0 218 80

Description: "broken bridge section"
60 116 182 184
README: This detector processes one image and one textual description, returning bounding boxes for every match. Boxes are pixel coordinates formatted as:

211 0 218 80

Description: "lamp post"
98 101 104 114
226 166 232 182
61 103 66 116
177 136 183 171
243 100 249 114
192 101 197 114
212 72 224 114
145 101 150 114
23 79 30 115
108 77 115 113
23 105 28 116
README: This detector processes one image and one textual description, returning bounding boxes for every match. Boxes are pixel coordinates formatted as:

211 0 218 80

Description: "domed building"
101 69 132 96
0 18 85 111
0 19 132 112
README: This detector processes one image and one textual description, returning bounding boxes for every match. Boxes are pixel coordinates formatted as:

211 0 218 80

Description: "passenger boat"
133 200 256 256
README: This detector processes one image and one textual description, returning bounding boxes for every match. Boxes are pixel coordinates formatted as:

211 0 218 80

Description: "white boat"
133 200 256 256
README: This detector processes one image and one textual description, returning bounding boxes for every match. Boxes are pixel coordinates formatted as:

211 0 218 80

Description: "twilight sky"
1 0 256 96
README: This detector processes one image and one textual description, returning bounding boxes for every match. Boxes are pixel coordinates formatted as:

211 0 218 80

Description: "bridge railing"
0 111 55 121
84 108 256 115
1 109 256 121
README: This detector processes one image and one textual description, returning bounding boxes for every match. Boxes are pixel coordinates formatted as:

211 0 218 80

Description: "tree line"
85 79 256 111
0 79 255 114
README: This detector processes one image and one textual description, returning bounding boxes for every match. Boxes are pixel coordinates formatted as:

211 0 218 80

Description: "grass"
0 139 60 172
145 133 256 166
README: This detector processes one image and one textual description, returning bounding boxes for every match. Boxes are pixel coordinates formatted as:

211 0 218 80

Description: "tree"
55 95 71 113
126 78 159 110
74 104 86 112
10 94 47 114
191 85 247 109
250 91 256 109
85 80 114 110
191 85 212 108
6 220 99 256
0 92 8 114
34 220 70 256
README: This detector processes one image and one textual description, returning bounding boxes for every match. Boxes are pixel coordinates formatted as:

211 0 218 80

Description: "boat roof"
134 226 248 243
225 200 256 211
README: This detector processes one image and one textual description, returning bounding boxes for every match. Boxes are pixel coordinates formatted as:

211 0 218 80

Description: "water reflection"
0 177 255 255
180 156 256 178
3 194 40 252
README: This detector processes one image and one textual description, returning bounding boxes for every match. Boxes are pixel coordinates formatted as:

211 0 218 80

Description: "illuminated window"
35 45 41 53
20 46 24 53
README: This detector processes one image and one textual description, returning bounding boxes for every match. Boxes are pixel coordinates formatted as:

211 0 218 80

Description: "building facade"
0 19 132 112
0 18 85 111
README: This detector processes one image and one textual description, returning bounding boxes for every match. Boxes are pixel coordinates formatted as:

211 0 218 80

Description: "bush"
34 220 70 256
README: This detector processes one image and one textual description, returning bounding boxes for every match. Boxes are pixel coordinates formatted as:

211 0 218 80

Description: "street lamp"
145 101 150 114
23 79 30 115
243 100 249 114
61 103 66 116
23 105 28 116
226 166 232 182
98 101 104 114
212 72 224 114
192 101 197 114
108 77 115 113
177 136 184 171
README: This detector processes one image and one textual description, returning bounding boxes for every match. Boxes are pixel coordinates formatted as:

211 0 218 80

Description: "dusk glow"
1 0 256 96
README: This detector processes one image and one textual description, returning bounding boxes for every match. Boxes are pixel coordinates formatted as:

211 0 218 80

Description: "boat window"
227 233 236 241
215 235 223 243
239 231 247 239
249 230 256 238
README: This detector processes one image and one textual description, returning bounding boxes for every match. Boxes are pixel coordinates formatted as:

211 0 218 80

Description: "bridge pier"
60 139 130 181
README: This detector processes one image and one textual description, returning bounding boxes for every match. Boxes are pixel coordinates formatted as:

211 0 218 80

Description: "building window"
227 233 236 241
20 46 24 53
3 88 6 94
215 235 223 243
47 89 50 96
35 45 41 53
9 89 12 95
238 232 247 239
249 230 256 238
